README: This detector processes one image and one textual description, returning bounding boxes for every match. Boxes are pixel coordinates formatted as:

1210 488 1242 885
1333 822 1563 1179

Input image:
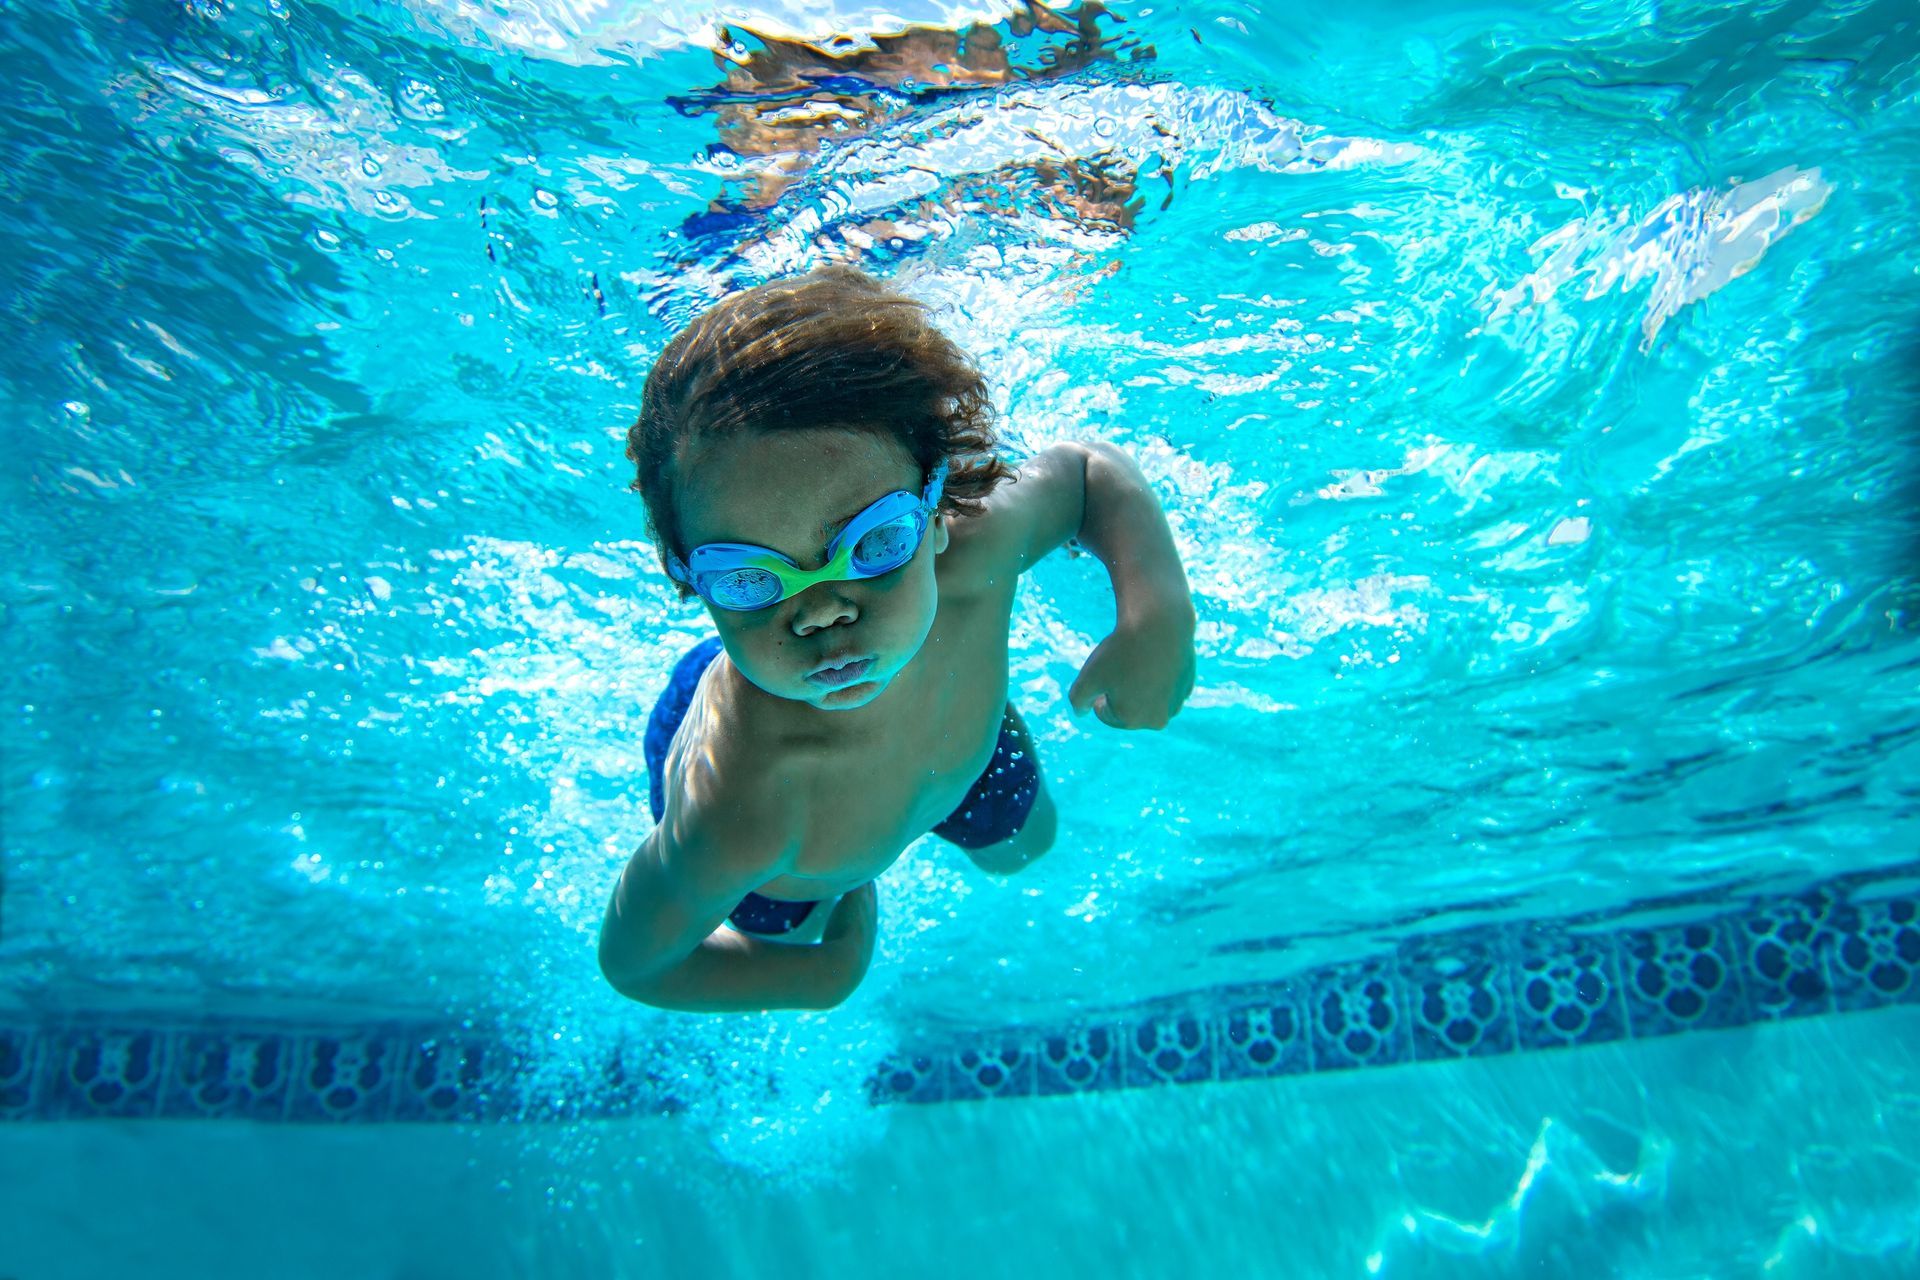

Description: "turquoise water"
5 0 1920 1273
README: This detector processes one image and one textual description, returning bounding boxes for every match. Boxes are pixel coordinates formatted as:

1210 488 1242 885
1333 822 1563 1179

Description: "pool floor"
5 1003 1918 1279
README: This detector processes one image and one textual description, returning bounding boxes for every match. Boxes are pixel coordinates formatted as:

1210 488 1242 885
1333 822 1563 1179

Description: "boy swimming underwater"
597 265 1195 1013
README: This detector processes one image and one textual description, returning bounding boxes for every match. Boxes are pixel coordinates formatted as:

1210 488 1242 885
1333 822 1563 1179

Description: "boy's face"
674 427 950 712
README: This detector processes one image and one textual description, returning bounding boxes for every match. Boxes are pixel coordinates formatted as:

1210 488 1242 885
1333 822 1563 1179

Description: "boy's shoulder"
938 442 1090 593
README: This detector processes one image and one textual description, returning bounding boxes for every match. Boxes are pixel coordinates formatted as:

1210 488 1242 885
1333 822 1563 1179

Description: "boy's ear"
932 513 950 555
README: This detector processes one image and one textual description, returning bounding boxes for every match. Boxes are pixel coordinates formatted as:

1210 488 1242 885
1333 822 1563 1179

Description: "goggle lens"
850 515 922 574
673 462 945 611
706 566 782 611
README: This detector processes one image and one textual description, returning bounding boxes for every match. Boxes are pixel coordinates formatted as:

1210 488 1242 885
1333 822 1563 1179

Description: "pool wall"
5 863 1914 1123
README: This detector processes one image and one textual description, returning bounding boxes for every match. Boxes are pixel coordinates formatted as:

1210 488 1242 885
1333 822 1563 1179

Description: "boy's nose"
790 585 858 635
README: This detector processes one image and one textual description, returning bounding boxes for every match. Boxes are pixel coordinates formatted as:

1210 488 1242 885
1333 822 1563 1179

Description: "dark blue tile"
0 1025 46 1121
1398 928 1518 1061
1034 1025 1121 1096
1617 920 1750 1037
1215 986 1312 1081
1510 925 1629 1050
1829 896 1920 1011
1121 1009 1214 1087
18 876 1920 1128
163 1026 293 1121
1307 956 1411 1071
578 1037 686 1120
286 1029 400 1122
392 1033 519 1122
947 1033 1037 1102
47 1025 166 1119
866 1047 948 1106
1730 892 1838 1020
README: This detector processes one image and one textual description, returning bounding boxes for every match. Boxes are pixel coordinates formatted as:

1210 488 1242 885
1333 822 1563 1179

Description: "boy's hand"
1068 606 1197 731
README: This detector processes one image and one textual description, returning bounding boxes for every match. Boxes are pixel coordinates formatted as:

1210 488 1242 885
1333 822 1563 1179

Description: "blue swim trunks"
644 635 1040 936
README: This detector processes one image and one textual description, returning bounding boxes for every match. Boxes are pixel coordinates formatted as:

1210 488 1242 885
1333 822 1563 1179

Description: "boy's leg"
962 776 1056 876
956 704 1057 876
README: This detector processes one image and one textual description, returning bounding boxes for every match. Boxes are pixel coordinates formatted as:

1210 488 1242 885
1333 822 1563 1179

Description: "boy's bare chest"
756 584 1017 896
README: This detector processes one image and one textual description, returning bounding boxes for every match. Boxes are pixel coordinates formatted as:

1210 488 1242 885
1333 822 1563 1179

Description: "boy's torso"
668 514 1020 901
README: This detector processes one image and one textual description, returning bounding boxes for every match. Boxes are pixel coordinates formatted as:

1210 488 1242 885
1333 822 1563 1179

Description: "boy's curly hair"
627 265 1015 598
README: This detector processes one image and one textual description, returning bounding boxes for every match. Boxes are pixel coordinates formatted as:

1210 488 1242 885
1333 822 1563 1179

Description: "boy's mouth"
806 656 875 689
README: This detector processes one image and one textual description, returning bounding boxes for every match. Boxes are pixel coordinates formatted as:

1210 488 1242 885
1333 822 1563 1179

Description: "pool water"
4 0 1919 1275
5 1010 1918 1277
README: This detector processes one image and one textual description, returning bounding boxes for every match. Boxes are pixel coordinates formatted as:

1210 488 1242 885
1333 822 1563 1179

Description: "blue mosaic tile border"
5 870 1916 1122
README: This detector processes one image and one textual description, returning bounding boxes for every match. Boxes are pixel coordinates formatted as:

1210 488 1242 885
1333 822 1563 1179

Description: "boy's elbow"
811 939 874 1010
809 967 863 1011
601 959 693 1012
597 931 663 1005
599 955 651 1005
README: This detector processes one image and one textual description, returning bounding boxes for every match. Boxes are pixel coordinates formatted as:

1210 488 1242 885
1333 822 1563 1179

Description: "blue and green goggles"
667 461 949 612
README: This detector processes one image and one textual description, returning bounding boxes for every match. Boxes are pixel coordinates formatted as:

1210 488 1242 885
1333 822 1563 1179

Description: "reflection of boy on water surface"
682 0 1151 239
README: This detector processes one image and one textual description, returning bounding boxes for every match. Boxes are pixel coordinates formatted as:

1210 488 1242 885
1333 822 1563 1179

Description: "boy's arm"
607 886 875 1013
980 441 1197 728
599 794 876 1013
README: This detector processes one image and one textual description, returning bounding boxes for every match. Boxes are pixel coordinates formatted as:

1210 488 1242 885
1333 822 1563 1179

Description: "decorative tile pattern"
1215 985 1312 1081
948 1034 1037 1101
1616 920 1748 1037
589 1036 688 1120
1828 896 1920 1010
285 1029 400 1123
392 1033 518 1123
1509 924 1629 1051
1033 1025 1121 1096
1121 1009 1214 1087
1307 956 1411 1071
0 1025 43 1122
48 1025 165 1119
166 1025 292 1121
5 880 1918 1122
1399 929 1517 1061
867 1048 947 1106
1731 892 1837 1020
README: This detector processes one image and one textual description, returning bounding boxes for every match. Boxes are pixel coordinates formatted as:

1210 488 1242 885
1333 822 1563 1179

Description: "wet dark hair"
626 264 1015 597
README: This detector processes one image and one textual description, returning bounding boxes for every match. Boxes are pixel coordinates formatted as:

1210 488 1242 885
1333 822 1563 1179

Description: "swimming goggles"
667 461 948 611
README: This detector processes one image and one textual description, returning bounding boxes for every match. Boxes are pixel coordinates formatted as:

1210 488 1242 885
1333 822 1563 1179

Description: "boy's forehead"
678 429 918 542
